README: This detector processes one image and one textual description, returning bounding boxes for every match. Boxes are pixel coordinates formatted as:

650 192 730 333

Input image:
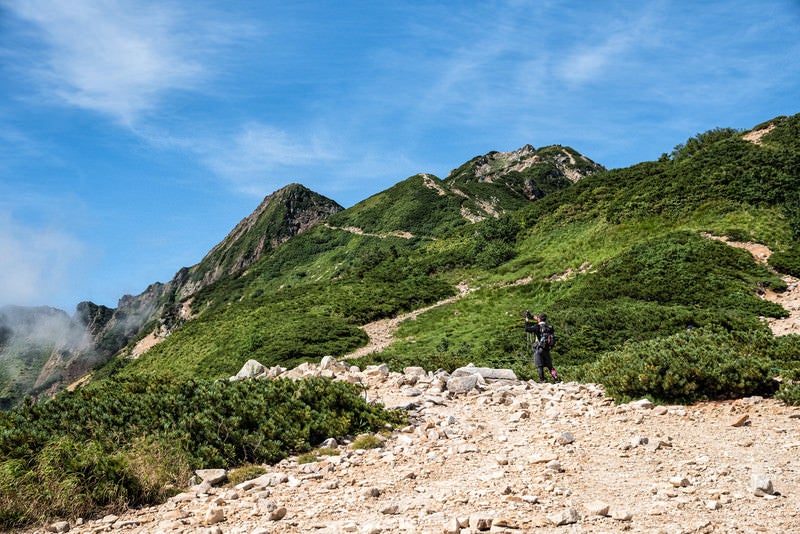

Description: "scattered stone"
443 517 461 534
652 405 668 416
447 374 480 394
452 365 517 381
468 514 493 530
362 486 382 498
269 506 287 521
751 474 775 496
611 508 633 521
546 459 563 472
730 414 750 427
556 431 575 445
381 503 401 515
47 521 70 533
547 507 580 526
162 510 189 521
203 506 224 526
670 476 690 487
585 500 610 516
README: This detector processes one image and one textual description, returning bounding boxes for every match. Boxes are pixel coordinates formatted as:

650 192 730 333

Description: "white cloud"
556 33 634 86
5 0 206 125
0 213 86 307
197 123 340 197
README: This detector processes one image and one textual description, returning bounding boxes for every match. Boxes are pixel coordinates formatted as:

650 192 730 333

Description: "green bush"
585 327 778 404
226 464 267 486
0 375 403 529
769 244 800 277
776 382 800 405
350 435 383 450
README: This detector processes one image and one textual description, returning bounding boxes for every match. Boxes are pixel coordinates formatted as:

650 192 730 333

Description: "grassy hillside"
107 115 800 387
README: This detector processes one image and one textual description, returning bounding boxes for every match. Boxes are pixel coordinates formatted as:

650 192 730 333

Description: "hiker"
529 312 559 382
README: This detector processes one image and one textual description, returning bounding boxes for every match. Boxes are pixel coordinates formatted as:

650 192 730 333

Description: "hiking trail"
703 233 800 335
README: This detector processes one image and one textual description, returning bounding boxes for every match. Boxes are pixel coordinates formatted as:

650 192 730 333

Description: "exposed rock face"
33 357 800 534
92 185 343 360
448 144 604 189
443 144 605 221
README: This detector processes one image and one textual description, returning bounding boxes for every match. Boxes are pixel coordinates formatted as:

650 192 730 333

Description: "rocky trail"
26 357 800 534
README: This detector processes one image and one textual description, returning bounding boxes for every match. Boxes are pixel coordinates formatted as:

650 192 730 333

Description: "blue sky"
1 0 799 312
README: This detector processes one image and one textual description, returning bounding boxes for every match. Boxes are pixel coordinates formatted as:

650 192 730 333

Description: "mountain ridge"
0 184 345 407
2 114 799 408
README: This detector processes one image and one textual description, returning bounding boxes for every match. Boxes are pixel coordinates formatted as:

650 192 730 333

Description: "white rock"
611 508 633 521
231 359 266 381
203 506 225 526
47 521 70 533
751 474 775 496
195 469 227 486
557 431 575 445
547 507 580 526
585 500 610 516
447 374 479 394
468 514 493 530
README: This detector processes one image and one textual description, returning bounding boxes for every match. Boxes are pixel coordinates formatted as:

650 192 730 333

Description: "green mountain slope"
105 116 800 392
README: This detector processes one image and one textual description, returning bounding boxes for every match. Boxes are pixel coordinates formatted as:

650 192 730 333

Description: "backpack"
538 323 555 350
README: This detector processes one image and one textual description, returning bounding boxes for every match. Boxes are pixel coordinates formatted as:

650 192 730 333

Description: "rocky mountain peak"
451 144 604 186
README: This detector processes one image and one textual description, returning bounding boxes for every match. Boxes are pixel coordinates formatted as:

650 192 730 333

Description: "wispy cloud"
0 212 86 307
5 0 207 125
195 123 341 197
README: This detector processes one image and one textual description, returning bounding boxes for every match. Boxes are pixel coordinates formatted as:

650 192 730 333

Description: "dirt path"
703 233 800 336
342 282 474 360
324 223 417 240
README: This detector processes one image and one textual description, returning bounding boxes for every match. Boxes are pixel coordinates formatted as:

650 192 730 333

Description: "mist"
0 305 93 353
0 212 87 310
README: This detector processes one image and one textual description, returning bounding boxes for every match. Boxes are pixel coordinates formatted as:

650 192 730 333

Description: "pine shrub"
586 327 778 404
0 375 403 529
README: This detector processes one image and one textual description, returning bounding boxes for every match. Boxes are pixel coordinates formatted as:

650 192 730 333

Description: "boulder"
196 469 227 486
451 365 517 381
751 474 775 496
447 374 480 394
230 359 266 381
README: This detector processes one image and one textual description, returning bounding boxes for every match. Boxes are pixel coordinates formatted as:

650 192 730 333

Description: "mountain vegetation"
0 185 343 409
1 117 800 528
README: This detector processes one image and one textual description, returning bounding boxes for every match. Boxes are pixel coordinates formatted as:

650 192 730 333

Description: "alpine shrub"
586 326 778 404
0 374 403 529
